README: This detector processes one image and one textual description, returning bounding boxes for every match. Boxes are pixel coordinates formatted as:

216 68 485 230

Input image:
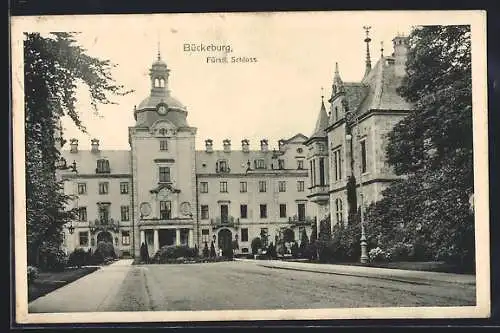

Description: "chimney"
278 139 286 152
91 138 100 153
241 139 250 153
69 138 78 153
223 139 231 153
260 139 269 152
205 139 213 153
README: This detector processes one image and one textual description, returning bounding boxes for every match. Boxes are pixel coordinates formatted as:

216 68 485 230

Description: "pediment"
150 119 177 137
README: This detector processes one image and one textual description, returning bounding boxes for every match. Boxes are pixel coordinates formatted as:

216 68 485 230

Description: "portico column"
140 230 145 245
175 228 181 246
188 229 193 247
153 229 159 253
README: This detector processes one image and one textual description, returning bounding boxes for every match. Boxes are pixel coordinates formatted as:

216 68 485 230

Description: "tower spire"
363 26 372 78
157 39 161 61
332 62 344 95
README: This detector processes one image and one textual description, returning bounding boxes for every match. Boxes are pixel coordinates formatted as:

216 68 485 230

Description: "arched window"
159 78 165 87
154 78 160 88
335 198 343 225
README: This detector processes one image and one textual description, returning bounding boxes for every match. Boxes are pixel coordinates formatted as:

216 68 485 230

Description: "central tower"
129 51 198 259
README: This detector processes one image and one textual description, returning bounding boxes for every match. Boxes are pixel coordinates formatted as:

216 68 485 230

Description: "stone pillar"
188 229 193 247
154 229 159 253
140 230 145 245
175 228 181 246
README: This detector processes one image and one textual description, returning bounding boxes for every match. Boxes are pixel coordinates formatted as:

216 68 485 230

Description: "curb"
246 261 476 286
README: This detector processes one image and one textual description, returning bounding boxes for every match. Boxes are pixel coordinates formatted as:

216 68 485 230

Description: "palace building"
57 31 412 259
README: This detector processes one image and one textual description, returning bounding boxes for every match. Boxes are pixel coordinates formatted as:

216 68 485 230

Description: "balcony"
210 216 240 229
90 218 120 233
288 215 316 226
307 184 330 203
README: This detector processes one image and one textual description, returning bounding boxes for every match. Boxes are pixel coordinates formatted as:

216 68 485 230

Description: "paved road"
29 260 475 313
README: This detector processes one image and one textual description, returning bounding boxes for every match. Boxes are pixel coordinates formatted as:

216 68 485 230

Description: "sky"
13 11 476 151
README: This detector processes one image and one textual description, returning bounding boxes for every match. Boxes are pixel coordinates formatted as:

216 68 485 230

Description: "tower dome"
134 51 189 128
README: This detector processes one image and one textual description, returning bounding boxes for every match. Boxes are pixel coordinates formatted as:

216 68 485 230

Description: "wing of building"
57 32 413 259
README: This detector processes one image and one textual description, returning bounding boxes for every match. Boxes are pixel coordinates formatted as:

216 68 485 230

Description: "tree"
251 237 262 255
299 228 309 257
24 33 131 267
202 241 210 258
366 26 474 269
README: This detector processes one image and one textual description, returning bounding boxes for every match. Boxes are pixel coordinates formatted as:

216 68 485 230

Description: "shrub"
27 266 39 283
369 247 391 263
68 248 87 267
267 242 277 259
202 241 210 258
251 237 262 255
39 245 67 272
155 245 198 264
388 242 413 261
92 241 116 264
290 242 299 258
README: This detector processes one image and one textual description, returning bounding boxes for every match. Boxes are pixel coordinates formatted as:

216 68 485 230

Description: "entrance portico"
140 227 194 255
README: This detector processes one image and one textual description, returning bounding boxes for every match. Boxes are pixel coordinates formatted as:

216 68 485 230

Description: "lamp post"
344 103 369 264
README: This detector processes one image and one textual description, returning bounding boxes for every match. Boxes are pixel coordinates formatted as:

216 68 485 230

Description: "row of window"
200 180 305 193
200 203 306 220
77 182 129 195
215 159 305 172
78 231 130 247
330 140 368 182
77 205 130 222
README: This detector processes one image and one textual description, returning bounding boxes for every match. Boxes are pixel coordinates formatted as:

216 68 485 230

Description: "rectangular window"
297 180 305 192
220 204 229 223
255 159 266 169
333 148 342 181
122 231 130 245
121 206 130 221
298 203 306 221
77 183 87 195
220 181 228 193
312 159 316 186
201 205 209 220
258 181 267 192
79 231 89 246
319 157 325 185
278 159 285 169
78 207 87 222
278 181 286 192
200 182 208 193
98 205 110 223
160 201 172 219
279 204 287 218
159 166 171 183
240 204 248 219
297 160 304 170
240 181 247 193
160 139 168 151
361 139 367 173
202 229 210 243
98 182 109 194
260 204 267 218
241 228 249 242
120 182 129 194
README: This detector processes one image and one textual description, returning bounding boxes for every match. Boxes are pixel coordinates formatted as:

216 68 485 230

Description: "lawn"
28 266 100 302
281 259 474 274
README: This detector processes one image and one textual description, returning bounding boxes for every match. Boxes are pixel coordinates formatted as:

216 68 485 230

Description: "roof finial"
157 39 161 61
335 62 339 75
363 26 372 78
380 41 384 58
321 86 324 101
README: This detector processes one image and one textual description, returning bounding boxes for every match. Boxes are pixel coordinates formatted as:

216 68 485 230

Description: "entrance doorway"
218 228 232 250
159 229 175 247
97 231 113 243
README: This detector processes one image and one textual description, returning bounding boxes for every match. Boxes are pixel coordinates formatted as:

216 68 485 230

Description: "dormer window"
255 159 266 169
216 159 230 173
96 159 110 174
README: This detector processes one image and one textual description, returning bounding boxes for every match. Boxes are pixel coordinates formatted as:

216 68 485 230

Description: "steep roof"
60 149 131 175
309 98 329 140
